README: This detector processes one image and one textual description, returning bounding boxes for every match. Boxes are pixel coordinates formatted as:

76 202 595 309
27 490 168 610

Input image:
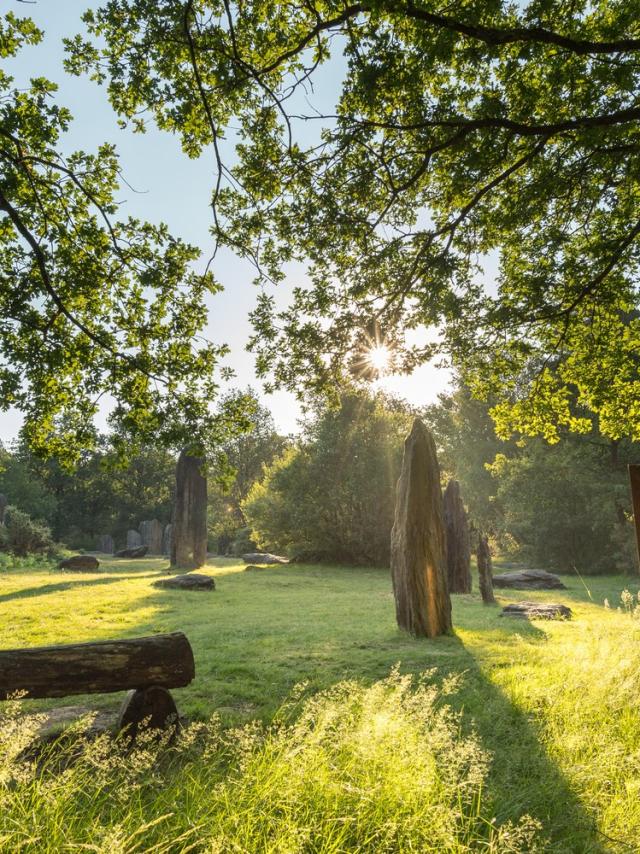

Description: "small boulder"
244 564 268 572
500 602 572 620
114 545 149 559
153 573 215 591
492 569 566 590
58 555 100 572
241 552 289 565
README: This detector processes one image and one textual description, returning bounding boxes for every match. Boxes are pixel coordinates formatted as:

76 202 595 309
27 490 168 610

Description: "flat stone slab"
500 602 572 620
241 552 289 565
153 573 215 591
58 555 100 571
114 545 149 559
492 569 566 590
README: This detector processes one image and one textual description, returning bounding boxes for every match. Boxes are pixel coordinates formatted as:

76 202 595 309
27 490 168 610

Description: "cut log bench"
0 632 194 737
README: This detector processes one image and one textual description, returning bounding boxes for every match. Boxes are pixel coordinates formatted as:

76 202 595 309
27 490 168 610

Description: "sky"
1 0 454 442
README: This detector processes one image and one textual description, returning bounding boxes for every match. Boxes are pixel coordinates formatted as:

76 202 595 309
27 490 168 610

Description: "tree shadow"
0 574 161 604
2 561 608 850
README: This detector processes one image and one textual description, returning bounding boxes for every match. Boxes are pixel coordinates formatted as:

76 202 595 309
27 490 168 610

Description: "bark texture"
476 534 496 604
0 632 195 700
443 479 472 593
171 448 208 570
390 418 452 637
0 494 7 526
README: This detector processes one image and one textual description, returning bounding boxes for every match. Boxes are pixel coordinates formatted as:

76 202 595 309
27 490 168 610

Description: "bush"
1 506 55 557
243 394 412 565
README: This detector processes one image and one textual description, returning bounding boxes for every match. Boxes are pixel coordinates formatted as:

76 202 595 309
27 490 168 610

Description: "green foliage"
207 389 289 552
68 0 640 439
0 442 57 522
488 440 634 574
243 393 412 564
0 11 248 462
1 505 54 557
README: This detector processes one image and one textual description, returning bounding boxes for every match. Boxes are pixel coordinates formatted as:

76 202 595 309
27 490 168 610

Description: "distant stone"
162 523 173 556
140 519 164 555
244 564 267 572
500 602 572 620
114 545 149 559
492 569 566 590
96 534 114 554
242 552 289 565
154 573 215 591
126 529 142 549
443 479 471 593
58 555 100 571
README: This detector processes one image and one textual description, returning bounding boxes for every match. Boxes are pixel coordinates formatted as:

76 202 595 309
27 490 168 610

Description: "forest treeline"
0 384 636 574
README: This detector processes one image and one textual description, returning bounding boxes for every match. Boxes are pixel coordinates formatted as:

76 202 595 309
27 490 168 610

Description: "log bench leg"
117 686 179 738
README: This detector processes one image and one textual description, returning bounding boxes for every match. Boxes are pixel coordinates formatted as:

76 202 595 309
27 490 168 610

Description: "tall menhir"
391 419 452 637
170 447 208 570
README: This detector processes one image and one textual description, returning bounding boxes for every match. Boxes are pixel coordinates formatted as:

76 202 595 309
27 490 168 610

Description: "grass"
0 555 639 851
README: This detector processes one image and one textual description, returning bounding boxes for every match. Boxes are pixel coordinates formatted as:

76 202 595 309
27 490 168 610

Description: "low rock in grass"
153 573 215 591
58 555 100 572
500 602 572 620
492 569 566 590
242 552 289 565
114 545 148 559
244 564 268 572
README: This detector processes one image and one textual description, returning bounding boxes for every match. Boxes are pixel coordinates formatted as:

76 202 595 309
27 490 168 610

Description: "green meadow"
0 557 638 851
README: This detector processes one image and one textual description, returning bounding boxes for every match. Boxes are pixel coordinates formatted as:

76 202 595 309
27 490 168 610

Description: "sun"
366 344 392 375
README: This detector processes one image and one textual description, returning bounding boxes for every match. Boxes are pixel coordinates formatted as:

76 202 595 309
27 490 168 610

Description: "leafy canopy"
68 0 640 439
1 12 251 463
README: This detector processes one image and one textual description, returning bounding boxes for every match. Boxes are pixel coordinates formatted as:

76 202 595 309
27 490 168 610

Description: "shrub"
1 506 55 557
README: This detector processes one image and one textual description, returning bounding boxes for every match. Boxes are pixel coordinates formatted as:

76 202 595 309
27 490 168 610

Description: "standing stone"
97 534 114 554
140 519 164 555
476 534 496 604
390 419 452 638
162 524 173 557
171 448 208 570
0 494 6 526
443 479 472 593
126 529 142 549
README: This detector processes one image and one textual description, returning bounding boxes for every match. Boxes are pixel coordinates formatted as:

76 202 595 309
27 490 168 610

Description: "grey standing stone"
126 529 142 549
171 448 207 570
162 524 173 556
477 534 497 604
390 418 452 638
443 479 471 593
140 519 164 555
97 534 114 554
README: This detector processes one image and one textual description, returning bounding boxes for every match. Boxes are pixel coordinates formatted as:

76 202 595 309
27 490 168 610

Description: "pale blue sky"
2 0 454 442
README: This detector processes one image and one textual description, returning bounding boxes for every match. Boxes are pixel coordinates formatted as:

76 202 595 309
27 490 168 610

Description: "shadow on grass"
0 574 161 604
5 560 607 851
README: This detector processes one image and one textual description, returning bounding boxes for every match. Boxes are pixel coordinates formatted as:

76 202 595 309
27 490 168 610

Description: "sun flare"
366 344 392 375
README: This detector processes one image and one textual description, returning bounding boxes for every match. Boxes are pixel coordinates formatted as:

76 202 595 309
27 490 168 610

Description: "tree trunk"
628 465 640 573
171 448 208 570
390 418 452 637
443 479 472 593
476 534 496 604
0 632 195 700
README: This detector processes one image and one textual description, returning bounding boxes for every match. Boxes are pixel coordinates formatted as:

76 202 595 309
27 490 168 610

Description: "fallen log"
0 632 195 700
